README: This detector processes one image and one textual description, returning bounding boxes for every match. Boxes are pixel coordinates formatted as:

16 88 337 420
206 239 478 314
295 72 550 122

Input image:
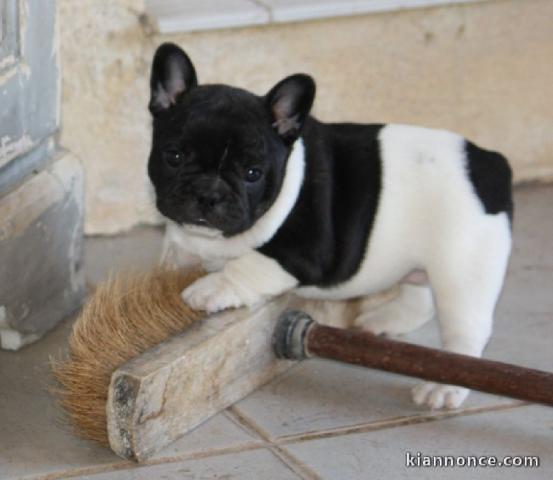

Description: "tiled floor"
0 185 552 480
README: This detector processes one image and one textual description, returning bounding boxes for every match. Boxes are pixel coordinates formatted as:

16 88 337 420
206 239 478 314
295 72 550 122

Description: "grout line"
22 441 268 480
275 401 528 445
269 445 323 480
136 440 268 466
19 462 135 480
225 406 322 479
225 405 276 442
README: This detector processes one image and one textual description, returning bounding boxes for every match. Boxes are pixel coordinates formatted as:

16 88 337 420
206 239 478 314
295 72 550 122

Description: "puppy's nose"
197 191 223 209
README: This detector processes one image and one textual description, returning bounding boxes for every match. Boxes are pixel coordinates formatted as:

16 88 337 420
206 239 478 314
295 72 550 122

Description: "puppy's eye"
244 167 263 183
163 149 183 168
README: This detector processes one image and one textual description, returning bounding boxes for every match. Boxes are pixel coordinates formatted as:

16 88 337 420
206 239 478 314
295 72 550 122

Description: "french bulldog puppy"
147 43 513 410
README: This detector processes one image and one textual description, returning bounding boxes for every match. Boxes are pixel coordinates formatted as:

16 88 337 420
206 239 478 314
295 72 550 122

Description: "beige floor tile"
149 412 261 461
486 186 553 371
231 357 510 440
283 404 552 479
0 316 124 480
83 226 163 287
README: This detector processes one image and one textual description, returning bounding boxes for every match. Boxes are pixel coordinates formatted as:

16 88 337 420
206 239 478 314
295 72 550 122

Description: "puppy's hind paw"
411 382 469 410
354 284 434 336
355 308 417 336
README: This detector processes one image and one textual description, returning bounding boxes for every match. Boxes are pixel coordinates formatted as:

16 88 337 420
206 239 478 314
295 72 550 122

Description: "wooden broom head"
51 268 205 446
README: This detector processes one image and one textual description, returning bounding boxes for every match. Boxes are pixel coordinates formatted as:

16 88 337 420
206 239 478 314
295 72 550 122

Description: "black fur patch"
259 120 384 286
465 141 513 223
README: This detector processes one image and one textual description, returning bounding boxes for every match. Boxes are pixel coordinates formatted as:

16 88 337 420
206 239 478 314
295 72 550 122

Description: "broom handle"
273 310 553 406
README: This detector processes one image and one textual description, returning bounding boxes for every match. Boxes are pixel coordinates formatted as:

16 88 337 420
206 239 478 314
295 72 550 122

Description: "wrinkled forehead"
155 107 270 152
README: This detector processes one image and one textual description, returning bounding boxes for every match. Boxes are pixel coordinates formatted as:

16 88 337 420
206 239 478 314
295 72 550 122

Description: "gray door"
0 0 58 187
0 0 85 350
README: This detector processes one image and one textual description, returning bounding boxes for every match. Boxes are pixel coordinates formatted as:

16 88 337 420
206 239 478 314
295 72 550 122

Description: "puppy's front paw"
181 272 244 313
411 382 469 410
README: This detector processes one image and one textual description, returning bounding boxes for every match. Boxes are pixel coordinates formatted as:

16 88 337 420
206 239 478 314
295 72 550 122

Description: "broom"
50 267 394 456
52 269 553 461
51 267 205 446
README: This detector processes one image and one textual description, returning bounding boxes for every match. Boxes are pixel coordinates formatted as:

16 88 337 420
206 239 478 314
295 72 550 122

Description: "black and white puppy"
147 43 513 410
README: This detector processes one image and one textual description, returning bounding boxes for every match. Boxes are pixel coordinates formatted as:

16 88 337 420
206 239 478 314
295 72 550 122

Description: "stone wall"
58 0 553 234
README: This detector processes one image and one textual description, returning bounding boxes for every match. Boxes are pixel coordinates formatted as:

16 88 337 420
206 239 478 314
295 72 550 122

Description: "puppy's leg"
182 251 298 312
412 216 511 409
354 283 435 336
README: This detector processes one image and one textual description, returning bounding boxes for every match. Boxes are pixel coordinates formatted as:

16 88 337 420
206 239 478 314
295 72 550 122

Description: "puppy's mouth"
182 220 223 239
156 197 248 236
193 217 211 227
173 213 217 230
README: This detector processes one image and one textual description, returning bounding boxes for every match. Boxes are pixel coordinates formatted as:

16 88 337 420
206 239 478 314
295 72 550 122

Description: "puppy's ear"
149 43 197 115
265 74 316 143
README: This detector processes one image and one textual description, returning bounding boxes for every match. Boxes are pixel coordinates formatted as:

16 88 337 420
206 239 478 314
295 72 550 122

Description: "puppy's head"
147 43 315 236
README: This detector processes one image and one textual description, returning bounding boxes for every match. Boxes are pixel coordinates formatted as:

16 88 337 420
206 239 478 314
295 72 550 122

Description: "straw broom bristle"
51 268 205 446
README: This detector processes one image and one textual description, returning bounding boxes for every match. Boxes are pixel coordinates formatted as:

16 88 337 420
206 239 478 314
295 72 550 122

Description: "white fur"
182 251 297 312
160 224 201 268
166 124 512 409
412 381 469 410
